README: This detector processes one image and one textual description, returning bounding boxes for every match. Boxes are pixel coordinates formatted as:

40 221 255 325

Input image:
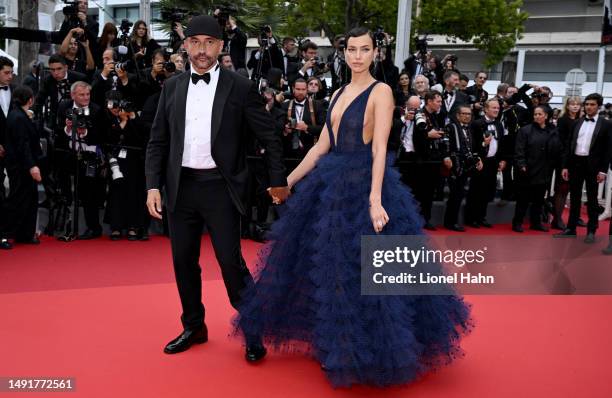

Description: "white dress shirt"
484 117 498 158
400 116 415 152
0 85 10 117
182 63 220 169
575 115 598 156
294 99 306 122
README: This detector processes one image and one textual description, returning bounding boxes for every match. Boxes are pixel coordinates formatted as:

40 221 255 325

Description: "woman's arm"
369 83 394 233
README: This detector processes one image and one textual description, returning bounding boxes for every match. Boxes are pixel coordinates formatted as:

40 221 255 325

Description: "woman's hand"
370 203 389 233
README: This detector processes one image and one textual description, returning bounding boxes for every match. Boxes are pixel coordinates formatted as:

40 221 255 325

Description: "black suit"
0 107 41 240
223 27 247 70
34 71 87 130
0 84 15 228
145 68 286 333
280 98 325 161
562 116 611 233
439 90 468 127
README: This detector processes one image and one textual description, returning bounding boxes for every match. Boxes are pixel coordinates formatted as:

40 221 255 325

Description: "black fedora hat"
184 15 223 39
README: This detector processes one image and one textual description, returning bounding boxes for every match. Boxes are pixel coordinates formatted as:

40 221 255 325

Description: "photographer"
465 99 510 228
465 71 489 119
34 55 87 131
372 31 399 88
442 54 460 74
103 91 147 241
510 84 553 126
0 86 41 250
281 78 325 163
55 81 107 240
218 53 235 71
93 23 121 70
413 91 452 230
394 95 421 190
444 105 483 231
287 41 328 92
58 0 99 54
23 61 42 96
307 76 328 104
128 20 161 71
247 26 283 81
214 10 247 70
138 49 171 100
327 35 349 91
59 28 95 76
91 48 138 108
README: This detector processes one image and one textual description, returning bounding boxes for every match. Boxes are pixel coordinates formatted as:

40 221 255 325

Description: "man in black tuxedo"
281 78 325 163
0 56 16 245
145 16 288 361
34 55 87 131
286 41 328 93
439 70 469 127
555 93 611 243
0 86 42 250
465 99 509 228
464 71 489 120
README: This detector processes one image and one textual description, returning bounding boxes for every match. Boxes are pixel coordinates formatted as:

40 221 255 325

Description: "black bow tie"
444 91 454 98
294 102 304 107
191 72 211 85
585 117 595 122
0 86 8 91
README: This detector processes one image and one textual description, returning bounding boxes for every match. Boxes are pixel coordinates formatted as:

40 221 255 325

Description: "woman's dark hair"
345 27 376 49
130 20 149 44
99 22 118 49
12 85 34 106
533 105 549 117
398 72 410 88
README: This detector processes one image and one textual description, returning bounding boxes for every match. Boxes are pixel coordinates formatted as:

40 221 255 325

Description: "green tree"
414 0 528 68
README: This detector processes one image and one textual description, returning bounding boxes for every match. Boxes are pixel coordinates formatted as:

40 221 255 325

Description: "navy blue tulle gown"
233 81 472 388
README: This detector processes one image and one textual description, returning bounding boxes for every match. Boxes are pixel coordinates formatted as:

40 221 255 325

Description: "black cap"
184 15 223 39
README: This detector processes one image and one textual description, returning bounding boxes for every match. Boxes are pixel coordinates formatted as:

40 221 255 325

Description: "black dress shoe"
110 232 122 241
423 223 437 231
480 220 493 228
164 327 208 354
553 229 577 238
127 231 139 241
530 224 549 232
445 224 465 232
78 229 102 240
577 218 587 227
603 242 612 255
512 224 524 233
584 233 596 244
245 344 267 363
0 239 13 250
15 237 41 244
550 220 566 230
139 232 149 241
466 221 481 228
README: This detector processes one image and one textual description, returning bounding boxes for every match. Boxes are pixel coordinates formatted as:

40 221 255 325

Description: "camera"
161 8 189 24
337 37 346 51
213 5 237 29
259 25 272 48
62 0 83 31
374 26 387 48
414 110 428 129
65 107 90 130
108 157 124 181
107 99 134 113
163 48 176 73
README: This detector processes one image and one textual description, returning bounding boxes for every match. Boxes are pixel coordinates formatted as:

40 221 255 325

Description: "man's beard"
190 53 215 71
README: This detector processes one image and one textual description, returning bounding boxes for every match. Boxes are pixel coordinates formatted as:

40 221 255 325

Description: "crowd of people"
0 1 611 255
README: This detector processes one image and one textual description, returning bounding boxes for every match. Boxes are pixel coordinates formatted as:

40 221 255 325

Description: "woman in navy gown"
233 27 472 388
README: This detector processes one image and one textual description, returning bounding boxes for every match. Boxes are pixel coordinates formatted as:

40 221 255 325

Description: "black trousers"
567 156 600 233
465 157 498 223
444 173 469 226
412 161 440 223
501 161 515 200
0 168 38 240
512 183 546 227
168 168 253 333
105 158 146 231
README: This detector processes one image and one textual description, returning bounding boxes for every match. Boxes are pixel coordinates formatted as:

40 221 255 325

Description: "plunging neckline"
328 81 378 147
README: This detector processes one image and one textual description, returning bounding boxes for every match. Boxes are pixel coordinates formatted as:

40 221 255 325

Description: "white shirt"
484 117 498 158
294 99 306 122
575 115 598 156
182 63 220 169
0 85 10 117
400 116 415 152
65 104 97 152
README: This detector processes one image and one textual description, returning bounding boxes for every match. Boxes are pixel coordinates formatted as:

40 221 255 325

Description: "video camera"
62 0 83 31
259 25 272 48
374 26 387 48
65 107 91 130
214 5 238 30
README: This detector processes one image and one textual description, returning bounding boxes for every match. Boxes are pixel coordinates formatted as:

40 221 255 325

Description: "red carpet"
1 228 612 397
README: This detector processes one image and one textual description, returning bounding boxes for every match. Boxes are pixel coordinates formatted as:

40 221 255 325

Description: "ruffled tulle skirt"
233 151 473 388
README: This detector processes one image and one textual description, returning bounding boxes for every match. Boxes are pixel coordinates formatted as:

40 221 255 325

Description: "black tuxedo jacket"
563 116 611 174
470 118 511 162
145 68 287 214
0 83 16 148
280 98 325 156
439 90 468 126
4 107 42 172
34 70 87 123
54 100 106 149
